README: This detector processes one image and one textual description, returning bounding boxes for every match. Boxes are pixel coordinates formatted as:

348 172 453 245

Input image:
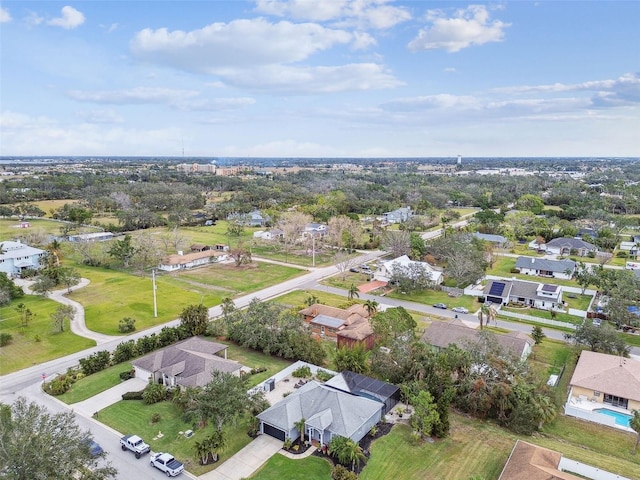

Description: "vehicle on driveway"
82 438 103 457
120 434 150 459
433 303 447 309
150 452 185 477
452 307 469 314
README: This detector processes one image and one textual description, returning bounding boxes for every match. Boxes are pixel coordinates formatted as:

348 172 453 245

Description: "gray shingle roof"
545 237 595 250
515 256 576 273
257 380 382 440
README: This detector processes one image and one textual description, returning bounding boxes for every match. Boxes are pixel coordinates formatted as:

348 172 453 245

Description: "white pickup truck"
120 434 150 459
150 452 185 477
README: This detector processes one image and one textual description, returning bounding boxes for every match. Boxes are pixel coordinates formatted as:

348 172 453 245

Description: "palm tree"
207 429 226 462
347 284 359 301
294 418 306 444
364 299 378 317
533 394 556 429
631 409 640 454
341 438 366 471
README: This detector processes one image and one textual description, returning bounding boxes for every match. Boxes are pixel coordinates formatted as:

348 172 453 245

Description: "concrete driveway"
199 434 283 480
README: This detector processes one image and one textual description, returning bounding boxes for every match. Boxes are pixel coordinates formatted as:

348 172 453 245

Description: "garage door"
262 423 286 441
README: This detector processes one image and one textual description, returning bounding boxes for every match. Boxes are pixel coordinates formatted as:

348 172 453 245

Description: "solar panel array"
488 281 506 297
541 284 558 292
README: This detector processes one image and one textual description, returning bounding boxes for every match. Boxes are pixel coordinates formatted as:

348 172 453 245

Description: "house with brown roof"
299 304 375 350
420 318 534 361
158 249 227 272
498 440 581 480
565 350 640 425
132 337 242 388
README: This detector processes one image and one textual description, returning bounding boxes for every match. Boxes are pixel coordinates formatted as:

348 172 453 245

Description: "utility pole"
152 269 158 318
312 233 316 267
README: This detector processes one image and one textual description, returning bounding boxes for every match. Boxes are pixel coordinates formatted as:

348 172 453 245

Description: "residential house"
257 379 383 444
528 236 547 251
68 232 114 242
374 255 443 285
515 257 576 280
619 241 639 259
0 240 46 277
544 237 597 257
498 440 582 480
484 279 563 310
157 249 227 272
227 209 270 227
324 371 400 415
565 350 640 415
253 229 284 241
420 319 534 362
473 232 509 248
299 304 375 350
382 206 412 224
304 223 328 237
131 337 242 388
189 243 211 252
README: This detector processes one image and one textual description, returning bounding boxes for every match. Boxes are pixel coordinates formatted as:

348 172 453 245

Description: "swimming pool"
594 408 632 427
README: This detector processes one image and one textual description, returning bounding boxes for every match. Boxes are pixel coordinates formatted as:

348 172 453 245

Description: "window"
594 391 601 397
320 326 325 335
603 394 628 409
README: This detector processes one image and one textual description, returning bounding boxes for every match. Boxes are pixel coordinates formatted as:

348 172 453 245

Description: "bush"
79 350 111 376
332 465 358 480
119 369 135 381
616 251 628 258
113 340 137 364
509 268 520 274
315 370 335 382
0 332 13 347
118 317 136 333
45 374 74 396
136 334 159 355
150 412 162 424
249 367 267 375
122 390 144 400
157 326 180 347
142 383 167 404
292 365 312 378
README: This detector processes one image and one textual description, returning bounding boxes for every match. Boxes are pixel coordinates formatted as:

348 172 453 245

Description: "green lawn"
0 294 96 375
501 306 581 325
386 289 482 313
98 399 254 477
56 363 133 404
218 342 293 388
250 454 333 480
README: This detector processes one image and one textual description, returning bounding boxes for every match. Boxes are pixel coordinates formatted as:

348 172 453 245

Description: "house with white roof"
374 255 443 285
0 240 46 278
515 256 576 280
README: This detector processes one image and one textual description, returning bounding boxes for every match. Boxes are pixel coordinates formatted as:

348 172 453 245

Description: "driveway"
199 434 283 480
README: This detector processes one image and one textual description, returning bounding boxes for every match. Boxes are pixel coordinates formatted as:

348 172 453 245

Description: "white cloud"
443 67 457 73
409 5 509 52
381 94 481 112
351 31 377 50
67 87 200 105
76 109 124 124
130 18 353 71
221 139 341 157
174 97 256 111
26 11 44 27
254 0 411 29
0 7 12 23
217 63 403 93
47 6 85 30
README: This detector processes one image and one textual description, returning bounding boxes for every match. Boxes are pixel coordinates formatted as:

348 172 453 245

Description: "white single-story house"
484 279 563 310
374 255 443 285
131 337 241 388
473 232 509 248
227 209 270 227
304 223 328 236
0 240 46 277
68 232 114 242
421 318 534 362
257 378 384 444
515 256 576 280
382 206 413 224
543 237 597 256
158 250 227 272
253 229 284 241
619 241 639 258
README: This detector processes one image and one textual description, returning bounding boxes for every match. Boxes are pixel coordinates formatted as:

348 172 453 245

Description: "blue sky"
1 1 638 157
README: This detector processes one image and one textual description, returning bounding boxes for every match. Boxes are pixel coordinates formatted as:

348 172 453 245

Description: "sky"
0 1 639 158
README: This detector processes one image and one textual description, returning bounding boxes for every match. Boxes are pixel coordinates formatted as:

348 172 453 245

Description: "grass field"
98 399 254 476
57 362 133 404
250 454 332 480
0 294 96 375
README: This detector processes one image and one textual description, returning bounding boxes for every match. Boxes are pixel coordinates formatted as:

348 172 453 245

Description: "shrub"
113 340 137 364
136 334 158 354
616 251 628 258
157 326 180 347
122 390 144 400
79 350 111 376
283 438 293 450
118 317 136 333
249 367 267 375
292 365 312 378
332 465 358 480
150 412 162 424
0 333 13 347
119 369 135 381
142 383 167 404
509 268 520 274
46 374 74 396
315 370 334 382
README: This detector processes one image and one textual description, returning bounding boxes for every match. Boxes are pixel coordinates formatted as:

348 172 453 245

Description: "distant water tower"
457 155 462 165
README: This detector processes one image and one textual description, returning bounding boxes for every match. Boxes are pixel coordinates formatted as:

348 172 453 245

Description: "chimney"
178 251 183 256
531 257 535 264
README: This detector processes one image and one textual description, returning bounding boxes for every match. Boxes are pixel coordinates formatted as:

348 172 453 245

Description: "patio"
564 395 635 433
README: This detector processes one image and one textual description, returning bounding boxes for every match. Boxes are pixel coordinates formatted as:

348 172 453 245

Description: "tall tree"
0 397 117 480
410 390 440 440
180 304 209 336
347 284 360 301
382 230 411 258
631 410 640 454
107 234 136 267
50 304 75 333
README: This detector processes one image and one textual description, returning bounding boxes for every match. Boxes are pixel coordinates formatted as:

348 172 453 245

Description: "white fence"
559 457 632 480
563 405 617 428
498 309 577 330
